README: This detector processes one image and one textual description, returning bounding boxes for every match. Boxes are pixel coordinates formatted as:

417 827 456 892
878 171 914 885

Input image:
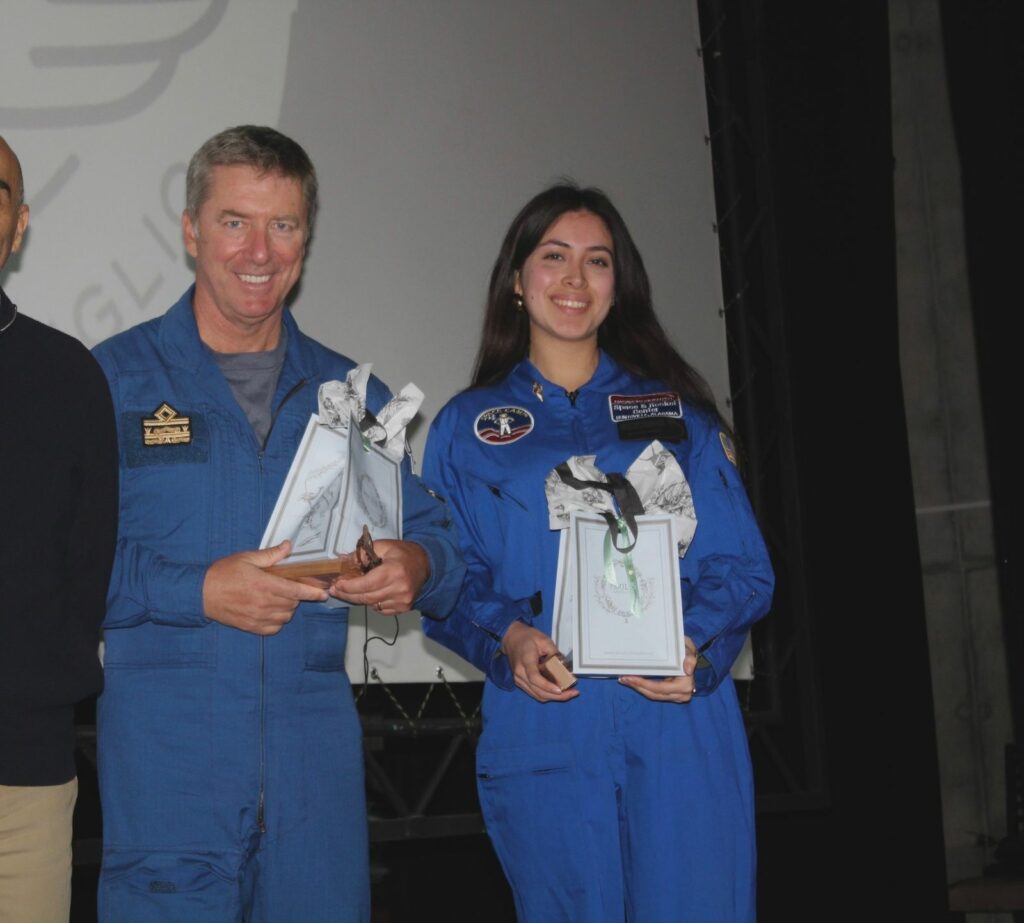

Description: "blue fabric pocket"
303 611 349 672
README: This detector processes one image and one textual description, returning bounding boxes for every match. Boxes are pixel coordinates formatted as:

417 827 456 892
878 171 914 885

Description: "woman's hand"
618 635 699 703
501 621 579 703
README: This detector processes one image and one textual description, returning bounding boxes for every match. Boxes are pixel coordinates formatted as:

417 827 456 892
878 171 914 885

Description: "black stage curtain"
743 2 951 918
940 0 1024 745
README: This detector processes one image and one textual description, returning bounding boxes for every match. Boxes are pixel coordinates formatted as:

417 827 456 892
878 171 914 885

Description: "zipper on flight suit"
255 376 308 836
561 386 590 454
262 378 308 452
257 441 269 836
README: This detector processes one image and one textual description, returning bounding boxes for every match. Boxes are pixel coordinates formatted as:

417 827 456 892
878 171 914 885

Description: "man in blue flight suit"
93 125 464 922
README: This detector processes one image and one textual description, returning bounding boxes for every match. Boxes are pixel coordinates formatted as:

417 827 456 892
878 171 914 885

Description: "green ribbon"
553 463 645 618
603 515 641 618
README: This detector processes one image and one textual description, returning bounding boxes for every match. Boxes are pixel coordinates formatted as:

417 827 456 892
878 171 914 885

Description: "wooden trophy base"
264 525 382 589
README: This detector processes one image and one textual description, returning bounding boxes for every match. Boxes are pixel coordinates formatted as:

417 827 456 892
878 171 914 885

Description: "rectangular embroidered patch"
122 410 209 468
608 392 682 423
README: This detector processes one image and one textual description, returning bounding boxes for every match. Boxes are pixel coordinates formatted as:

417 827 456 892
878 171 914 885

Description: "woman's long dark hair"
471 183 724 425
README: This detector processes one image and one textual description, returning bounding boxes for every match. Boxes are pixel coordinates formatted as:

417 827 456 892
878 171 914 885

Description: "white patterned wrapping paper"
317 363 423 462
544 440 697 556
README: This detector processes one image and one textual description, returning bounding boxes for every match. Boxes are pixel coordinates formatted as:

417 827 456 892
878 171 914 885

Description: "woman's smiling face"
515 209 615 352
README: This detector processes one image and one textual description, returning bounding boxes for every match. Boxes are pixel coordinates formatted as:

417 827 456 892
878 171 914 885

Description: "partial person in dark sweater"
0 134 118 922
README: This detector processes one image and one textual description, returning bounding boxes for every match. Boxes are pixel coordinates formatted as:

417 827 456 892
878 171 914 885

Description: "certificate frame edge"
571 511 685 676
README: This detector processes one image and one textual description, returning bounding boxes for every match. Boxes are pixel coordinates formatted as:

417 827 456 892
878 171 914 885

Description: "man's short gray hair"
185 125 318 232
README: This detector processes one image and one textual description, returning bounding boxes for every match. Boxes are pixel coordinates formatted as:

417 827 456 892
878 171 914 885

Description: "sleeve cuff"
147 561 210 627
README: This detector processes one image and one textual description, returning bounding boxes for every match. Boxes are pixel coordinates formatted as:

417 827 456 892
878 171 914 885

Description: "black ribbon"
554 464 645 553
358 408 382 441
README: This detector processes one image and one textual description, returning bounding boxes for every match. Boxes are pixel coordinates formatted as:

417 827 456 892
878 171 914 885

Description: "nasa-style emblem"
474 406 534 445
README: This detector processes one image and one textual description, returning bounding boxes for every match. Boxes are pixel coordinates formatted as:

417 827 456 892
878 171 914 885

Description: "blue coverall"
92 288 464 923
423 352 774 922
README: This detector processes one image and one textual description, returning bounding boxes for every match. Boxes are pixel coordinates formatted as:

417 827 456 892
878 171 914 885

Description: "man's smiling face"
183 163 307 349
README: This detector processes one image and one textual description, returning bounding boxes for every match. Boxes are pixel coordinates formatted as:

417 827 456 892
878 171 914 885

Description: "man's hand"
328 539 430 615
618 635 699 702
202 540 328 635
501 621 579 702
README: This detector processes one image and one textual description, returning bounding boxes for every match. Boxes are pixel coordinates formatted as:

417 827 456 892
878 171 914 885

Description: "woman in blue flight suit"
422 185 774 922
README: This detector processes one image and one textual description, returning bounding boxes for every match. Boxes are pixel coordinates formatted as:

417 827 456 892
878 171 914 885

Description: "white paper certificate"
568 511 684 676
336 418 403 549
260 413 402 563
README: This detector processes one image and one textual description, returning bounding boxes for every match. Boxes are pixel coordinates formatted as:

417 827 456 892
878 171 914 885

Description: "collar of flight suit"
505 349 636 406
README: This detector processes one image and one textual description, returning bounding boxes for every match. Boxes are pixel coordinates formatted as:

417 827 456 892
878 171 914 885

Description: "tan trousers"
0 779 77 923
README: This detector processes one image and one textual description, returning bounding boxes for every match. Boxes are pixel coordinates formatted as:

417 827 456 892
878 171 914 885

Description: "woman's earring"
514 294 525 313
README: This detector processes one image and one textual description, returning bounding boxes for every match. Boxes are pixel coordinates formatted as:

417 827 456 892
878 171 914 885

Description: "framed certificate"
564 511 685 676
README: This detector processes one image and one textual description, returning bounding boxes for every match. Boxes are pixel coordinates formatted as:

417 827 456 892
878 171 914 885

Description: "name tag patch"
123 406 209 468
475 406 534 445
608 392 682 423
609 392 687 442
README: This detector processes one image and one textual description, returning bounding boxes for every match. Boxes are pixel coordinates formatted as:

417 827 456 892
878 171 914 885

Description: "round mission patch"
474 406 534 445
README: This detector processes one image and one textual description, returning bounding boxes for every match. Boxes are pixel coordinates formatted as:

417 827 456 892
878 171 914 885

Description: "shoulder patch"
719 431 737 466
475 406 534 445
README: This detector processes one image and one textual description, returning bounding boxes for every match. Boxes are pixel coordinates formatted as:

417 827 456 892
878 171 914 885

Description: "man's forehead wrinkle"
213 206 303 221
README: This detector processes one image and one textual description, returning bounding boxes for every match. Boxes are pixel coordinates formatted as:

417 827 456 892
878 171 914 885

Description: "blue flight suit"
92 288 464 923
423 353 773 922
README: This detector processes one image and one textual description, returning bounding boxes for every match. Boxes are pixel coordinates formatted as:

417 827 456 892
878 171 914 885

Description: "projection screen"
1 0 730 683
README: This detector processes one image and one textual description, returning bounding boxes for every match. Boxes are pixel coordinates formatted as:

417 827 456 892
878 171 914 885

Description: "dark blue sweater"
0 288 118 784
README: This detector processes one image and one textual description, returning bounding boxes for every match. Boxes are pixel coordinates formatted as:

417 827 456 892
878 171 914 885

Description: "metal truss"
356 669 486 841
697 0 828 811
